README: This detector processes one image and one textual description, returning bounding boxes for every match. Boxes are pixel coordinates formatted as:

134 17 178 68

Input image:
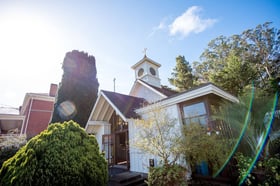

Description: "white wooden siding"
130 84 164 103
128 104 182 173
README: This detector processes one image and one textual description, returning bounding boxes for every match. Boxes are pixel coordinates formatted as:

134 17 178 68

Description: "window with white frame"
182 102 208 126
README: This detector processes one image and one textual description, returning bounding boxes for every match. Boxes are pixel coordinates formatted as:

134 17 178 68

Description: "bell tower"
131 54 161 88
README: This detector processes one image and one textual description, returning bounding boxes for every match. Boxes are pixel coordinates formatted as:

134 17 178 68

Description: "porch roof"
87 90 147 123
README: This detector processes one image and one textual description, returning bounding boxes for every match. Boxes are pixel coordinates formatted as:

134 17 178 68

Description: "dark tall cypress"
51 50 99 128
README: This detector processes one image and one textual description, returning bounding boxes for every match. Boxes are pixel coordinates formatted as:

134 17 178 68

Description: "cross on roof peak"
143 48 147 57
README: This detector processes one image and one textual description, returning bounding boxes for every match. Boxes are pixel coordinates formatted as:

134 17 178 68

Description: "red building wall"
24 99 54 139
21 98 55 139
20 84 57 139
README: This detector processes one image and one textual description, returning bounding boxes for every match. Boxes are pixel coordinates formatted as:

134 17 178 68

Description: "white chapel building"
85 55 238 173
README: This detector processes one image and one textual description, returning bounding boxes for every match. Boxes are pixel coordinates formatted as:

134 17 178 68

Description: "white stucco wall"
131 84 165 103
129 104 183 173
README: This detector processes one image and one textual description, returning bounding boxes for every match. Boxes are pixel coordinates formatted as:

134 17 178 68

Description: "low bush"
236 152 280 185
147 164 187 186
0 120 108 186
0 135 26 167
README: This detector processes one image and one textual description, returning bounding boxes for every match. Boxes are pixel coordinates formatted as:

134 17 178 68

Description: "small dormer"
131 55 161 88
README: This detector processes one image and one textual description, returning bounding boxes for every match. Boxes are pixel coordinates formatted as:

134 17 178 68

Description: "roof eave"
85 91 103 130
131 56 161 69
135 84 238 114
134 80 167 99
100 91 128 122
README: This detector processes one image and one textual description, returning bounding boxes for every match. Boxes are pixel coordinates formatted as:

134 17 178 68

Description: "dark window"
182 102 207 126
138 68 144 77
149 67 156 76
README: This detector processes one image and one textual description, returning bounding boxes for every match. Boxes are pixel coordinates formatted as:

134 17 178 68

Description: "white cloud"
148 18 169 38
169 6 217 38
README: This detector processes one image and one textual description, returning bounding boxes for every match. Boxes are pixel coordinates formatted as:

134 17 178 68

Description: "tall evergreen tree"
168 55 195 91
51 50 99 128
194 22 280 96
209 52 257 95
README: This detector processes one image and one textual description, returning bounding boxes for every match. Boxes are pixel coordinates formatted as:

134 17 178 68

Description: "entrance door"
102 131 129 169
115 131 129 166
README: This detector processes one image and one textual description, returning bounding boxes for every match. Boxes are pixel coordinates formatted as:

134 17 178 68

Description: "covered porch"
0 114 25 135
86 91 136 170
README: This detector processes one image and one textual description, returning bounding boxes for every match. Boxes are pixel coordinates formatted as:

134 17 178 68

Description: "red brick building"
20 84 57 139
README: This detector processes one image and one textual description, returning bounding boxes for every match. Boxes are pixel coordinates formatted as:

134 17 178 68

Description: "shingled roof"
102 90 147 119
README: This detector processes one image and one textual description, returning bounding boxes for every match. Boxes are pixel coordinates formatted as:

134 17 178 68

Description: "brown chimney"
49 83 58 97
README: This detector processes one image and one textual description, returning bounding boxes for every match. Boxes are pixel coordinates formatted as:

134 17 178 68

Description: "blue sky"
0 0 279 107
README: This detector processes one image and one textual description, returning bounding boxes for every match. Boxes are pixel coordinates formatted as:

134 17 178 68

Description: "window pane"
184 116 207 126
183 102 206 118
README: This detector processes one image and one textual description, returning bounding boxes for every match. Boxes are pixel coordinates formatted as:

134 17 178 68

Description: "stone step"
109 172 147 186
110 172 141 183
122 177 146 186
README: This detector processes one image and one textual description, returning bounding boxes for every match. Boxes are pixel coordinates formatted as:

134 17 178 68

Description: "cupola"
131 55 161 88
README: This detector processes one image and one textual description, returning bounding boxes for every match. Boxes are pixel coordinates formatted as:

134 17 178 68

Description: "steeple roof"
131 55 161 70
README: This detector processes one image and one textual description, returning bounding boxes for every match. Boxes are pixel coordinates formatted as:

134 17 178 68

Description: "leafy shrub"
182 123 233 175
235 152 256 185
236 152 280 185
0 121 108 186
0 146 20 168
259 154 280 185
0 135 26 167
147 164 187 186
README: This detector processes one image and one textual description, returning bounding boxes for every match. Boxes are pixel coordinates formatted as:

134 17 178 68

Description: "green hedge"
147 164 187 186
0 121 108 186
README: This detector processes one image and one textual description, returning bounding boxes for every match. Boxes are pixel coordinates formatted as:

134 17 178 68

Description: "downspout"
24 98 33 134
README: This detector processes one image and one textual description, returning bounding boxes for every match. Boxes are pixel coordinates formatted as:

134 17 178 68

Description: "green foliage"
169 55 196 91
209 53 257 95
213 90 275 156
133 106 200 184
182 123 233 175
147 164 187 186
235 152 256 185
0 121 108 186
0 135 26 167
218 88 280 185
194 22 280 96
133 106 182 166
236 153 280 185
51 50 99 128
261 155 280 185
268 137 280 156
0 146 20 168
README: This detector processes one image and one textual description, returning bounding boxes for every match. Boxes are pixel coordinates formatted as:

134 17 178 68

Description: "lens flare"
213 85 255 178
213 85 279 186
238 92 278 185
57 100 77 120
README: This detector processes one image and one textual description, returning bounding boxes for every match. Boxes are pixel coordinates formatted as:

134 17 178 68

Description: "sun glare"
0 10 64 106
0 13 60 62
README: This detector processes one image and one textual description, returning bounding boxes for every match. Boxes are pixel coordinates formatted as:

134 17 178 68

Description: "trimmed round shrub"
0 121 108 186
0 146 20 168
